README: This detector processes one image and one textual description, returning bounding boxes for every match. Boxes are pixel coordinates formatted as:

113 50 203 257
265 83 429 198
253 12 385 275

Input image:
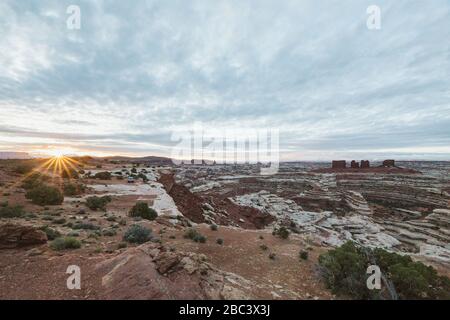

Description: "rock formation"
96 242 253 299
0 223 47 249
360 160 370 168
332 160 346 169
382 159 395 167
350 160 360 168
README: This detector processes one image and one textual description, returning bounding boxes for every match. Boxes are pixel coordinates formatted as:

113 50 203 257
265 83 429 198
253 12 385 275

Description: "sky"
0 0 449 161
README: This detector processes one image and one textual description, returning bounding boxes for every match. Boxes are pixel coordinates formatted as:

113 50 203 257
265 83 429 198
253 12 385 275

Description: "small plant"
94 171 111 180
26 185 64 206
63 183 85 196
50 237 81 251
128 202 157 221
102 228 117 237
53 218 66 224
210 224 218 231
85 195 112 211
273 226 290 239
39 225 61 240
106 215 117 222
14 163 35 174
61 168 79 179
260 244 268 251
184 228 207 243
259 235 264 240
21 172 50 190
216 238 224 245
117 242 127 249
123 224 152 244
0 203 25 218
269 253 276 260
300 250 309 260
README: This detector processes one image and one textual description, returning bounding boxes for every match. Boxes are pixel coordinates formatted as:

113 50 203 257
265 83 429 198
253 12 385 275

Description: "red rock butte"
315 159 420 174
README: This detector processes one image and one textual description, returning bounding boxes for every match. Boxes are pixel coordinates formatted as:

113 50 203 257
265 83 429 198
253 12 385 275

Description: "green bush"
85 196 111 211
61 168 79 179
102 228 117 237
63 183 85 196
300 250 309 260
184 228 207 243
26 185 64 206
273 226 289 239
0 203 25 218
216 238 224 245
210 224 218 231
50 237 81 251
39 225 61 240
14 163 35 174
128 202 157 221
21 172 50 190
318 241 450 300
94 171 111 180
123 224 152 244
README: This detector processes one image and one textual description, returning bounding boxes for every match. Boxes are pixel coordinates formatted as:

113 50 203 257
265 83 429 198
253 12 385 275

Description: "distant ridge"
102 155 173 165
0 152 31 159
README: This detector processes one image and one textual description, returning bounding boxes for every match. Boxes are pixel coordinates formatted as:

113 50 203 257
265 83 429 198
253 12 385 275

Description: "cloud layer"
0 0 449 160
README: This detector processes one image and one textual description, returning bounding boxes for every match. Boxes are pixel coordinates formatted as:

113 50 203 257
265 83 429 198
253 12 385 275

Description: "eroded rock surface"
96 243 253 300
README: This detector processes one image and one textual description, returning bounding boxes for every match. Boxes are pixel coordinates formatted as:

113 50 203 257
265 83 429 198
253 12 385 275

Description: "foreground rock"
0 223 47 249
96 243 253 299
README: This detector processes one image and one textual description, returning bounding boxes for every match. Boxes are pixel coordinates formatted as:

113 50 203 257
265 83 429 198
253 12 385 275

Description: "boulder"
0 223 47 249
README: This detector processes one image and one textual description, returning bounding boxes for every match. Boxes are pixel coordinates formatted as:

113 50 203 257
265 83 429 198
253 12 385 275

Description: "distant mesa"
0 152 31 160
316 159 419 174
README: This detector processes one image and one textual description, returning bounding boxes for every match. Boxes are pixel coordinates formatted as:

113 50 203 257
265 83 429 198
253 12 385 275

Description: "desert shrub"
184 228 207 243
14 163 35 174
300 250 309 260
318 241 450 300
21 172 50 190
216 238 224 245
260 244 268 251
123 224 152 244
269 253 276 260
72 221 100 230
102 228 117 237
118 242 127 249
26 185 64 206
0 203 25 218
61 168 79 179
128 202 157 221
85 196 111 211
273 226 289 239
131 168 137 174
39 225 61 240
94 171 111 180
63 183 85 196
210 224 218 231
50 237 81 251
53 218 66 224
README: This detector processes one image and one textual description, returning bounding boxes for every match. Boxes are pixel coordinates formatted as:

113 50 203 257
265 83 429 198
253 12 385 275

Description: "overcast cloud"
0 0 449 160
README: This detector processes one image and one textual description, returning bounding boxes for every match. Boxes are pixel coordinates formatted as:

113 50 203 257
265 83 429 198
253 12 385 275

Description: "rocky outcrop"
332 160 346 169
0 223 47 249
96 243 253 300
